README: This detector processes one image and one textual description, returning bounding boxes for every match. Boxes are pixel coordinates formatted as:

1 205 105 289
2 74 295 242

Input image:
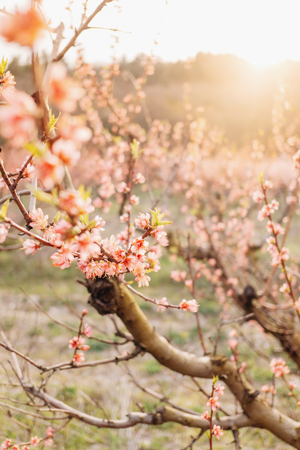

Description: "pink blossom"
150 226 169 246
83 323 92 337
22 239 40 255
156 297 168 312
121 254 139 272
201 411 210 420
179 299 199 313
214 384 225 396
80 260 105 279
0 7 45 47
0 224 8 244
73 352 85 365
131 237 149 255
117 181 129 193
280 283 289 293
263 180 273 190
227 338 238 349
75 232 100 260
134 267 151 287
212 425 223 440
130 195 140 206
53 219 72 239
147 252 161 272
0 90 39 147
17 161 35 180
69 336 90 351
258 201 279 221
270 358 290 377
252 190 264 203
289 382 297 390
69 336 85 349
1 439 11 450
0 71 16 98
239 361 247 373
50 246 74 269
31 436 40 447
57 113 92 143
133 172 145 184
171 270 187 282
120 212 129 223
266 221 284 235
135 213 150 229
207 396 220 411
185 279 193 288
227 277 238 286
93 215 105 230
52 138 80 166
46 427 53 437
43 228 63 247
48 63 84 112
36 154 64 189
294 299 300 311
43 439 54 447
293 150 300 169
261 384 270 393
59 189 95 218
29 208 48 230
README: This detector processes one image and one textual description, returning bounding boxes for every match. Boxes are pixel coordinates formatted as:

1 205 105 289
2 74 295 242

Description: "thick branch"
87 278 300 449
24 385 252 431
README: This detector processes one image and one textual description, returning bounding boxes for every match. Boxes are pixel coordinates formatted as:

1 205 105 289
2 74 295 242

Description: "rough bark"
87 277 300 449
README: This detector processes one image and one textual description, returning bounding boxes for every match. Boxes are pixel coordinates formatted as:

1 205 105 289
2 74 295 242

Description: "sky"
1 0 300 66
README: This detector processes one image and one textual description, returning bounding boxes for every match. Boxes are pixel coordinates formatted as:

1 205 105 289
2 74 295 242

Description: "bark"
87 277 300 449
169 232 300 368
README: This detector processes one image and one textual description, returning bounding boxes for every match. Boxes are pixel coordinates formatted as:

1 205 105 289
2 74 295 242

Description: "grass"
0 213 299 449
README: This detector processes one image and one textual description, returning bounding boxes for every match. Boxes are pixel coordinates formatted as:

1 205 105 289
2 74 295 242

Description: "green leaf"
258 171 264 185
28 188 58 206
0 198 10 220
112 136 122 144
46 109 61 134
78 185 92 201
0 57 8 78
53 211 61 224
24 141 48 158
130 139 142 159
80 213 89 226
213 375 219 385
87 220 97 230
149 208 173 227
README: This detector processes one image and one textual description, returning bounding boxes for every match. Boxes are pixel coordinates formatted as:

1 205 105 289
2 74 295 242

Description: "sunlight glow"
0 0 300 66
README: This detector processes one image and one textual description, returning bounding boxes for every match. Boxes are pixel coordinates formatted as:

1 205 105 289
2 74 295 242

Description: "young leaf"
130 139 141 159
149 208 172 227
0 57 8 78
0 198 10 220
46 109 61 135
24 141 47 158
80 213 89 226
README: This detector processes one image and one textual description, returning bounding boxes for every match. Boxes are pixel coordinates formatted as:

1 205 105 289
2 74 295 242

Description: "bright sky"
1 0 300 66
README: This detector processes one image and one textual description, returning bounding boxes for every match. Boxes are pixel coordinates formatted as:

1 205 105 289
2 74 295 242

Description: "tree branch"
87 277 300 449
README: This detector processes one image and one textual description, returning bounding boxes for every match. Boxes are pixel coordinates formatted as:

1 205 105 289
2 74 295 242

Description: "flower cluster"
270 358 290 378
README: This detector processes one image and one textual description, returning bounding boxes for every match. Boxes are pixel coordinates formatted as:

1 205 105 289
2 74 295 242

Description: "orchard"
1 1 300 449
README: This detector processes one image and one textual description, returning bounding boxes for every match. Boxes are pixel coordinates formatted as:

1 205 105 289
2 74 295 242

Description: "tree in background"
1 1 300 449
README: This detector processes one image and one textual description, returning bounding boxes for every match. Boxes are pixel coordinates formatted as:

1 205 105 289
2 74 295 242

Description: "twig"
52 0 114 63
0 158 31 226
